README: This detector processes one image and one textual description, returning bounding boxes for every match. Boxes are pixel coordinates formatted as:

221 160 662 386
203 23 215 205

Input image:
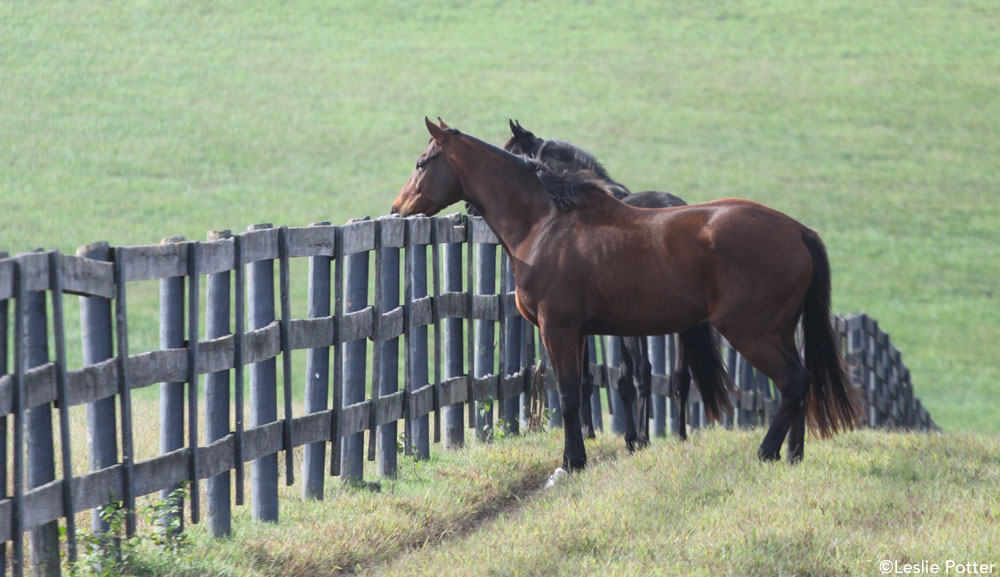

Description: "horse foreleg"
541 326 588 471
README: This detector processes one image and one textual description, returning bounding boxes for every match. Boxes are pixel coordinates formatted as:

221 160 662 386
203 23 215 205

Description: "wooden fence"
0 213 935 576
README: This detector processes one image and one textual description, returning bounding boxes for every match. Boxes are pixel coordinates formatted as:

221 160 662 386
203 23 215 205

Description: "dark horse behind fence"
392 118 862 469
502 120 728 449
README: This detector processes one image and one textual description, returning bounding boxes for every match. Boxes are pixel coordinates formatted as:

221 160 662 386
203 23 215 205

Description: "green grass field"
2 1 997 430
2 8 998 573
95 428 999 577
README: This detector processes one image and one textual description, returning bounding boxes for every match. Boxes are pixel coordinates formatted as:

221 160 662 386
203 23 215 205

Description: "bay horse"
502 120 728 448
392 118 862 469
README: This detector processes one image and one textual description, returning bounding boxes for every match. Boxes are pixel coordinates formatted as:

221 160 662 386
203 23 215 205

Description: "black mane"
531 161 619 211
536 140 611 180
504 124 633 201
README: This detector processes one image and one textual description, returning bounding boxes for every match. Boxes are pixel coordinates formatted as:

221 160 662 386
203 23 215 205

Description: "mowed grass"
113 428 999 577
89 428 626 577
1 1 997 433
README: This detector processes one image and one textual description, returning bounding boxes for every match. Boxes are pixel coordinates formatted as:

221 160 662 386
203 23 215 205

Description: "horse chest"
514 289 539 326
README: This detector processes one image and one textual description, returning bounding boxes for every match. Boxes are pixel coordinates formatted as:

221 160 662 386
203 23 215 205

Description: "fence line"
0 213 934 576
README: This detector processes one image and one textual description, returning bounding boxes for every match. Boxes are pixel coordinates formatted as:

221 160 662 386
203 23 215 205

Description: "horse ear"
425 116 450 144
437 117 450 129
510 119 527 138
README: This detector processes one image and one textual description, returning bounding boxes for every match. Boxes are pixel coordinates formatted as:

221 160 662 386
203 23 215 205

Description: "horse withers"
393 118 862 470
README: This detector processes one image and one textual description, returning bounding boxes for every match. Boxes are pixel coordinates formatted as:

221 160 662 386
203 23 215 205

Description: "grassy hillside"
1 1 997 430
101 428 1000 577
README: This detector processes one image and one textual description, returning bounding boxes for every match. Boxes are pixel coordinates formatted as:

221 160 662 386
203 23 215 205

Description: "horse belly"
584 264 708 336
584 302 706 337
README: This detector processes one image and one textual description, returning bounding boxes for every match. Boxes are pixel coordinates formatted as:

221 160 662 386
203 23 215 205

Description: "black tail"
677 322 734 421
801 232 864 436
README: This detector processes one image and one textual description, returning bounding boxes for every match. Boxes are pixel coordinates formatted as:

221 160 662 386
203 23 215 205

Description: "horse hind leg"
617 337 641 452
732 335 809 463
636 337 652 447
786 411 806 464
580 339 596 440
670 334 691 441
623 336 650 448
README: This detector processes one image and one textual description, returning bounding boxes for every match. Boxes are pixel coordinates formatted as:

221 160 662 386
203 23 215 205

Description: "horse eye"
416 159 426 170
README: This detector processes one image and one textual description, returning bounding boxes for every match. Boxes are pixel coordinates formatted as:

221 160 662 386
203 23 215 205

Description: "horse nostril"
390 205 399 215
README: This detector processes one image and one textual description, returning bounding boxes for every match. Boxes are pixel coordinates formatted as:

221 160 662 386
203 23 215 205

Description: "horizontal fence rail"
0 214 935 576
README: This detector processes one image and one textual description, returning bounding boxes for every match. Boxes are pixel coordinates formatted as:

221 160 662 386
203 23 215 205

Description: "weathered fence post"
49 252 78 563
277 227 295 485
606 336 625 435
12 257 26 577
649 335 667 437
303 222 332 499
737 351 755 428
186 242 202 524
159 236 186 530
502 256 521 435
519 321 536 429
77 242 118 532
667 334 680 435
112 247 137 537
442 241 465 448
0 252 7 577
587 336 603 433
540 347 561 428
408 227 431 459
474 242 496 441
377 217 401 477
25 255 60 577
341 240 369 481
247 224 278 522
232 234 247 505
205 230 232 537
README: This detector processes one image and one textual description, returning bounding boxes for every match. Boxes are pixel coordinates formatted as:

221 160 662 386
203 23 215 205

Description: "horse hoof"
582 425 596 440
787 451 803 465
564 457 587 472
758 446 781 463
625 437 638 453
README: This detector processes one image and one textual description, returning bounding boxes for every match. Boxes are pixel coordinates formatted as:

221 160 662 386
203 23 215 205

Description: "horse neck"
451 138 551 254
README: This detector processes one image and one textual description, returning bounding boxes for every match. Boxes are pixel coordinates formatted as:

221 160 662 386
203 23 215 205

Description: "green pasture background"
1 0 997 432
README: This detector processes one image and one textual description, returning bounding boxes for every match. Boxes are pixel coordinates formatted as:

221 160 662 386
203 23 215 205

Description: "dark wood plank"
407 216 432 245
341 219 376 255
468 217 499 244
289 316 335 350
438 375 469 407
287 224 337 258
339 307 374 343
436 292 467 319
410 296 433 328
470 294 500 321
341 400 373 437
241 226 279 265
379 216 406 248
378 306 405 341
